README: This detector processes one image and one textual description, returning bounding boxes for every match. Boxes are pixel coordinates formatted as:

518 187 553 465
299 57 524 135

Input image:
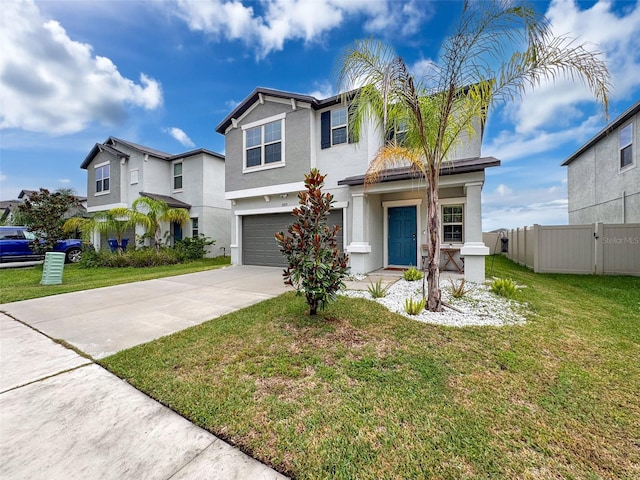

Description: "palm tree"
338 0 610 311
63 208 147 254
131 196 190 252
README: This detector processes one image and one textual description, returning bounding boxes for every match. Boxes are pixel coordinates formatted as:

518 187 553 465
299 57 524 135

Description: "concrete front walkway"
0 265 289 480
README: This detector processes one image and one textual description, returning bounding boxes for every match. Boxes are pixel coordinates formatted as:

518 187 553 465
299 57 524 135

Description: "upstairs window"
387 118 409 146
331 108 348 145
95 164 110 194
442 205 464 243
244 118 283 170
620 123 633 169
173 162 183 190
321 107 356 149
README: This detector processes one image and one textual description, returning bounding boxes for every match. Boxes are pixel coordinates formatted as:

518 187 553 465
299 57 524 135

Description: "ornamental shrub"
275 169 350 316
403 267 423 281
173 235 216 261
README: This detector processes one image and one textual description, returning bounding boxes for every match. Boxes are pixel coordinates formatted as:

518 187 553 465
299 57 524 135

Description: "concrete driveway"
2 265 289 359
0 265 289 480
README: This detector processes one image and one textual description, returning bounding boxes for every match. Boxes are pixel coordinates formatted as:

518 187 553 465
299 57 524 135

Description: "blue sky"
1 0 639 230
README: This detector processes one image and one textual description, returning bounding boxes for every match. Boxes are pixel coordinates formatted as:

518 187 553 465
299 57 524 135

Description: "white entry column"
346 193 371 274
460 181 489 283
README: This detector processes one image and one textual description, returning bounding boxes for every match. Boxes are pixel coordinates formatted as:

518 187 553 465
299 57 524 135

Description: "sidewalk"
0 266 288 480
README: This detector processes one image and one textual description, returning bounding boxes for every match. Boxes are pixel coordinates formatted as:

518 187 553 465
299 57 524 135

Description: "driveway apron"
0 265 289 480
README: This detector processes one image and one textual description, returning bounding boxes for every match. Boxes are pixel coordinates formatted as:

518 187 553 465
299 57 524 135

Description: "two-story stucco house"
215 88 499 283
81 137 230 256
562 99 640 224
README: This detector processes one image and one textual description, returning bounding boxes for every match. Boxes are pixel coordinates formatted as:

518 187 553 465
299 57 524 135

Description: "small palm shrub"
403 267 423 281
404 297 426 315
491 278 517 298
449 279 469 299
367 279 390 298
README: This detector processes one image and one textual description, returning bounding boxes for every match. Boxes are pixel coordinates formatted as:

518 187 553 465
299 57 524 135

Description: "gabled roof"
139 192 191 209
215 87 350 134
81 137 224 169
18 190 36 199
169 148 225 161
107 137 172 159
337 156 501 186
562 99 640 166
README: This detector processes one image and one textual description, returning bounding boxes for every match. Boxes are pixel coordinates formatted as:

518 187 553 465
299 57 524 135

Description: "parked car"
0 226 83 263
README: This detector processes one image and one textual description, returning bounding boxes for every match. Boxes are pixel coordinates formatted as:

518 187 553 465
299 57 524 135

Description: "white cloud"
0 0 163 135
58 178 71 184
225 99 241 110
507 0 640 133
495 184 512 196
170 0 431 59
482 178 569 231
484 114 601 161
165 127 195 147
306 80 335 99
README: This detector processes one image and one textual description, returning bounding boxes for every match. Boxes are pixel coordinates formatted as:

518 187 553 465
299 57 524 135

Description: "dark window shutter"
321 111 331 149
347 105 359 144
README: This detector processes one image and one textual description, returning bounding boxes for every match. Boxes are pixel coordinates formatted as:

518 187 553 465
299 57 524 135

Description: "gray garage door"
242 210 344 267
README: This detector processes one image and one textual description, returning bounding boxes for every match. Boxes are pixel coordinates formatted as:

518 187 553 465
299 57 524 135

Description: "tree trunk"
307 294 318 316
425 168 442 312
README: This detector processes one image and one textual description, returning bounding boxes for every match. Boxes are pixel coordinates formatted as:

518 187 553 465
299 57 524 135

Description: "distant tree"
18 188 80 254
132 196 190 252
275 169 350 316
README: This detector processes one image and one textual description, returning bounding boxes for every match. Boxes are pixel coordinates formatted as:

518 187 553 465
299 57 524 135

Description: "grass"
0 256 231 303
101 255 640 479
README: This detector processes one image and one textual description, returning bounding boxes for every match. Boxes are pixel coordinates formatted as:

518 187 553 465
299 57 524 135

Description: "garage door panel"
242 211 343 267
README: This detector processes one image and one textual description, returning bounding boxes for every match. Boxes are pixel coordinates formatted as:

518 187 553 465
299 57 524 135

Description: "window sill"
173 189 184 193
619 162 635 174
243 162 286 174
94 191 110 197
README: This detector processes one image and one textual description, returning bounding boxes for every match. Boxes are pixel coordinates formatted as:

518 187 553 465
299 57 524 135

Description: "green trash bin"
41 252 66 285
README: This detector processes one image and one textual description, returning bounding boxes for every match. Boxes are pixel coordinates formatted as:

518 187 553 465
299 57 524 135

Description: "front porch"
339 161 495 283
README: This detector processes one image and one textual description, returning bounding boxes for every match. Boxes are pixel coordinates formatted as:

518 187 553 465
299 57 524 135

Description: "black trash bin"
500 237 509 253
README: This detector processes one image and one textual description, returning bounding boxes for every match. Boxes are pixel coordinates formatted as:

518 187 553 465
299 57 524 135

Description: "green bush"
404 297 426 315
367 279 390 298
403 267 423 281
491 277 517 298
173 235 216 261
79 247 180 268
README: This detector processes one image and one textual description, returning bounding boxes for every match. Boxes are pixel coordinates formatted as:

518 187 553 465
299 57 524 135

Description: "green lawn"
101 256 640 479
0 256 231 304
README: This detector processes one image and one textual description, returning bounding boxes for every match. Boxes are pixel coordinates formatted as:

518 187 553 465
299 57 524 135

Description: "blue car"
0 226 83 263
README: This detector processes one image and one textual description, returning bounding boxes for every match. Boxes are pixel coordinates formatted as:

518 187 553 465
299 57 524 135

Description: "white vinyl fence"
483 223 640 276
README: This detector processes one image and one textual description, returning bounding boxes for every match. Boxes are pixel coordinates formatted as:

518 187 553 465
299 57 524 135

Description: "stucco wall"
226 102 312 193
86 151 121 208
567 115 639 223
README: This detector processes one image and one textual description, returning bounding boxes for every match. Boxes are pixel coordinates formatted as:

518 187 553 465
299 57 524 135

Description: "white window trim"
440 197 466 245
242 113 286 173
331 107 348 146
94 162 110 196
172 160 184 192
619 122 635 173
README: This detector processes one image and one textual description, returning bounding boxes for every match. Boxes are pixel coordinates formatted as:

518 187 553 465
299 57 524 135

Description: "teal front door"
388 206 417 266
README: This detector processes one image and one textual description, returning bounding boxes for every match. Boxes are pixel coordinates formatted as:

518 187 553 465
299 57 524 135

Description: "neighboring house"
562 99 640 224
215 87 499 282
2 190 87 224
80 137 230 256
